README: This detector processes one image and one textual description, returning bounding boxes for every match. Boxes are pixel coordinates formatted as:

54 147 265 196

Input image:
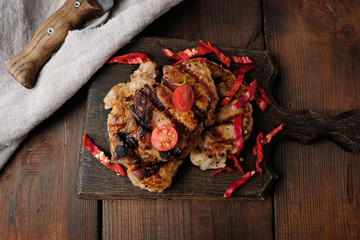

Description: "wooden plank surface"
263 0 360 239
1 0 359 239
103 0 275 239
76 36 278 200
103 198 273 240
0 88 99 239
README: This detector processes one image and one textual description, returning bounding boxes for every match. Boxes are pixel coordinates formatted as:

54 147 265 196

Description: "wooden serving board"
76 37 360 200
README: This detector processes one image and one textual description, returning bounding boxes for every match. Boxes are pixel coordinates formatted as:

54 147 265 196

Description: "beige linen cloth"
0 0 182 170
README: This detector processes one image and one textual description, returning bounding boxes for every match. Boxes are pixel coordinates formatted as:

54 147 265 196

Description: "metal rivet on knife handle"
47 27 55 35
5 0 111 89
74 1 81 8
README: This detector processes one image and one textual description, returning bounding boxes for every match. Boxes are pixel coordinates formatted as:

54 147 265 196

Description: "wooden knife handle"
5 0 103 88
265 108 360 152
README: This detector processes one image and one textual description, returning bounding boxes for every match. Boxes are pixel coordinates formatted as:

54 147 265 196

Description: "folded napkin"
0 0 182 170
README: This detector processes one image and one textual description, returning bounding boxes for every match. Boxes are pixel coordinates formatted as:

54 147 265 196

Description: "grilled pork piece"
190 61 253 170
104 59 218 192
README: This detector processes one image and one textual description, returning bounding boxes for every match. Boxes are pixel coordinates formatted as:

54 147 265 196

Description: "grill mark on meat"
161 76 177 91
205 61 249 100
163 63 217 118
207 122 233 142
131 161 167 180
177 62 219 127
106 60 223 192
170 146 182 157
155 85 201 136
159 147 182 160
162 75 207 120
193 112 204 124
208 127 223 140
206 61 235 83
156 84 173 105
130 91 153 131
131 84 202 155
139 83 201 135
159 151 171 160
162 110 197 136
140 84 165 111
179 62 217 113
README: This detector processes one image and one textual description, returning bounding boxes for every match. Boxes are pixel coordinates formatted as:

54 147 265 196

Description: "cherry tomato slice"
173 84 195 111
151 125 178 151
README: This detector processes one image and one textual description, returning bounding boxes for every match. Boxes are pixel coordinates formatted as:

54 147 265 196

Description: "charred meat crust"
189 61 254 171
155 84 203 136
106 60 226 192
116 131 138 149
133 85 201 137
162 60 219 127
123 159 183 193
140 84 165 111
162 76 206 123
130 91 153 131
159 146 181 160
131 161 167 180
205 60 248 99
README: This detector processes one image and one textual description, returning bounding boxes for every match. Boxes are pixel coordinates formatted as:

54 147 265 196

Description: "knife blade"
5 0 114 89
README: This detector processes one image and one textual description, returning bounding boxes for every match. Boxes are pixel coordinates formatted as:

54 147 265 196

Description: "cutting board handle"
270 108 360 152
5 0 103 88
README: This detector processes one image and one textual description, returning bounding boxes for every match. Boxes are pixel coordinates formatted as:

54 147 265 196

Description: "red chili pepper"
162 48 175 58
220 74 244 106
256 149 264 175
172 57 207 66
162 46 212 60
252 124 284 175
211 167 234 176
172 57 191 66
232 79 257 111
254 92 267 111
107 53 151 64
257 86 271 104
223 170 256 198
234 114 244 156
252 144 258 156
199 39 231 67
232 56 254 64
253 123 284 151
198 39 208 48
82 133 126 176
195 57 207 63
253 132 264 150
227 154 244 175
232 65 256 77
265 123 284 143
254 132 265 175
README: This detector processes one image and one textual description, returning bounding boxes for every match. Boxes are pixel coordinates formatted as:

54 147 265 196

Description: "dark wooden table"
1 0 359 239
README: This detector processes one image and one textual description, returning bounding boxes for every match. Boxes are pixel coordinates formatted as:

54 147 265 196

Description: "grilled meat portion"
104 61 158 110
104 59 218 192
190 61 254 170
206 60 249 99
162 59 218 127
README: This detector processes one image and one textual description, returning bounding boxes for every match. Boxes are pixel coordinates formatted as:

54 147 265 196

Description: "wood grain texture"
102 0 275 239
5 0 103 88
143 0 265 49
263 0 360 239
0 88 99 239
76 37 277 200
103 198 273 240
2 0 359 239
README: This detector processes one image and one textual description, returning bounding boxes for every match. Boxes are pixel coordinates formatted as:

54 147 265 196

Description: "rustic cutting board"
76 37 360 200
